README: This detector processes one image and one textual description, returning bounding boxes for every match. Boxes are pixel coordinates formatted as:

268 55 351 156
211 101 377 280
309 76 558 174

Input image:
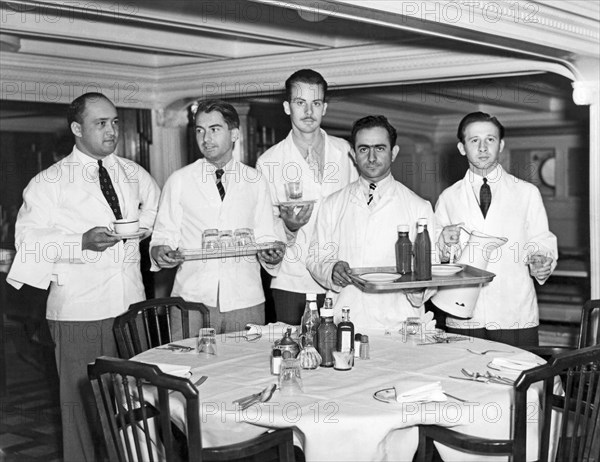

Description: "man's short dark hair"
67 92 112 126
284 69 328 102
195 99 240 129
457 112 505 143
350 115 397 148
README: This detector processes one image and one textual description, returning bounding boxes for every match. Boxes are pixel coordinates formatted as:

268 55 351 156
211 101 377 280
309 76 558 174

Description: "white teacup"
113 219 139 235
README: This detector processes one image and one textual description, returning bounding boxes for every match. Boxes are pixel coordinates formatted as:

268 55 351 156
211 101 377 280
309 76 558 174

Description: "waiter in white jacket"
150 100 284 333
7 93 160 462
256 69 358 324
436 112 557 347
307 115 436 329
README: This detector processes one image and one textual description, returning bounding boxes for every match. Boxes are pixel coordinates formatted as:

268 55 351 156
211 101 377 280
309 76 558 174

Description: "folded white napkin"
394 380 447 404
138 361 191 378
422 311 437 333
490 357 542 371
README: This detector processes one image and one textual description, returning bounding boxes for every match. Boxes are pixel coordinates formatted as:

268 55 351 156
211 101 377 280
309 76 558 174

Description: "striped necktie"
480 178 491 218
98 159 123 219
215 169 226 201
367 182 377 205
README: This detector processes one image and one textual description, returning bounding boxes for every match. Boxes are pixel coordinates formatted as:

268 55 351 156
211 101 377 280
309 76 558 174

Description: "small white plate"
431 264 463 276
360 272 401 283
110 227 151 239
373 388 396 404
276 199 317 207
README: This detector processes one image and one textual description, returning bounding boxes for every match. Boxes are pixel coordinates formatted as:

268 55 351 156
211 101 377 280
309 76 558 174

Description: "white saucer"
360 272 401 283
110 227 151 239
431 264 463 276
373 387 396 403
276 199 317 207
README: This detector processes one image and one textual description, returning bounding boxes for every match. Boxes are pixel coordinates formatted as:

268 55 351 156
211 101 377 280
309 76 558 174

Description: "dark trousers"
48 318 118 462
445 325 539 348
426 301 539 348
272 289 326 325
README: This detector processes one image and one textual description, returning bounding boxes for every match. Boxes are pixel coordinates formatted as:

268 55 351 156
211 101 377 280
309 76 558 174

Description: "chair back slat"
122 374 149 462
135 377 157 462
157 388 175 462
113 297 210 359
111 373 135 461
536 378 555 462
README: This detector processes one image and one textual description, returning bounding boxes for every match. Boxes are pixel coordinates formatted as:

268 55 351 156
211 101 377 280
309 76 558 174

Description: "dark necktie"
480 178 491 218
215 169 226 201
367 182 376 205
98 159 122 219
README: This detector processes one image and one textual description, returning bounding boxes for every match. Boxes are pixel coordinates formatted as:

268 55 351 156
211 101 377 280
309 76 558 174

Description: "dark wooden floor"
1 319 62 462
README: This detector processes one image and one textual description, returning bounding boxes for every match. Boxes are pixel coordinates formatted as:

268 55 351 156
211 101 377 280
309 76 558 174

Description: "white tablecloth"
133 326 550 462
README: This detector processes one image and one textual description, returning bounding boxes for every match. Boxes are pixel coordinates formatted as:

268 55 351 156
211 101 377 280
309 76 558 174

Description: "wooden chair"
527 299 600 360
88 356 297 462
416 345 600 462
114 297 211 359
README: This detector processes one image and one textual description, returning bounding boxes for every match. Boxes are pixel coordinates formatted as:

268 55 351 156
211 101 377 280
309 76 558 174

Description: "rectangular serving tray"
349 265 496 293
179 242 284 261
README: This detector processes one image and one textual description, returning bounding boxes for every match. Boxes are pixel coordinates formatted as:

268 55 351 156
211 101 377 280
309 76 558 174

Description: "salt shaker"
359 334 370 360
271 348 282 375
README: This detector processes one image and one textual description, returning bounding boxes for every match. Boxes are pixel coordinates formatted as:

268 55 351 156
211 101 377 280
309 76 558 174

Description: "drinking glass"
197 328 217 356
202 229 220 250
278 359 303 395
234 228 255 247
528 252 552 272
219 230 234 249
284 181 303 201
405 317 421 336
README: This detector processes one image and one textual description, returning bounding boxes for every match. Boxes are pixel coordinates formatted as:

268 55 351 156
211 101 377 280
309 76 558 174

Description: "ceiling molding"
155 45 576 108
273 0 599 59
0 52 157 107
0 42 578 110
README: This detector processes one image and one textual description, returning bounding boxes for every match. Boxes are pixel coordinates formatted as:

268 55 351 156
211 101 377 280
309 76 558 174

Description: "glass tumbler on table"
197 328 217 356
405 317 422 336
279 358 303 395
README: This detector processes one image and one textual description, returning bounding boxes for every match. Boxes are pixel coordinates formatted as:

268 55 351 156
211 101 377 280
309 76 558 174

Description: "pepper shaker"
359 334 370 360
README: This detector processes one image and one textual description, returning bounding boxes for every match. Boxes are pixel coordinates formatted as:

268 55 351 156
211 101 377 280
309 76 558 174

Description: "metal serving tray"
349 265 496 293
178 242 284 261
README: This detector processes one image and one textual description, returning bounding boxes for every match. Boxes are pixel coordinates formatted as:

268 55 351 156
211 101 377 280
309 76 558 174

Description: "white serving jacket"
7 147 160 321
306 177 437 329
435 166 558 329
150 159 285 312
256 130 358 294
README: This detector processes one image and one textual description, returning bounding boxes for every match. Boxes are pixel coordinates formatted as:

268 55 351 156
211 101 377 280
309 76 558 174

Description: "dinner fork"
466 348 514 355
461 368 513 385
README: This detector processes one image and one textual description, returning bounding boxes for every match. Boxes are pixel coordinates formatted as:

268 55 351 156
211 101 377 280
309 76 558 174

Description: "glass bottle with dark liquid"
336 307 354 353
317 305 337 367
395 224 412 275
414 218 432 280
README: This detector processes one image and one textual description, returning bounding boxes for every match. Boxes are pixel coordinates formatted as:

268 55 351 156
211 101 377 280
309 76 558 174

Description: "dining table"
132 323 556 462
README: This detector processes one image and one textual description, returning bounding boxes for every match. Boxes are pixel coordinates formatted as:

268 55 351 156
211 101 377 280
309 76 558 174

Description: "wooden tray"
178 242 284 261
349 265 496 293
